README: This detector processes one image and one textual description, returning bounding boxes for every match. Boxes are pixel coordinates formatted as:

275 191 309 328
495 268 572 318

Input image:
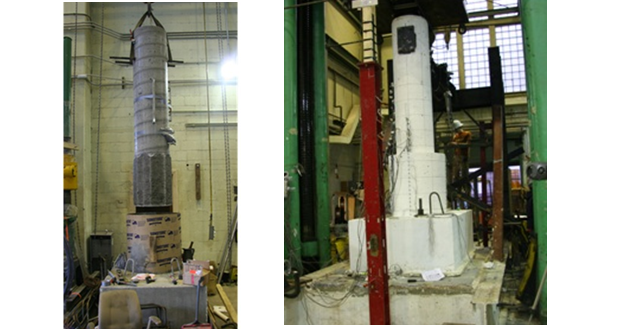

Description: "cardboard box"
186 260 211 270
186 260 218 295
183 260 211 286
127 213 181 274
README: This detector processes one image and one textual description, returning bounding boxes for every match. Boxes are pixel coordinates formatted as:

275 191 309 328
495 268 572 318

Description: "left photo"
63 2 238 329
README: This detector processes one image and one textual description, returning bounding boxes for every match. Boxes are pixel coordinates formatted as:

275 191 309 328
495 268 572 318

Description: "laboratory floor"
207 283 238 328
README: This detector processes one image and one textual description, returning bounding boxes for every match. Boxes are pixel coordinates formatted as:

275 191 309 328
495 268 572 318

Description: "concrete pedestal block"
348 210 473 276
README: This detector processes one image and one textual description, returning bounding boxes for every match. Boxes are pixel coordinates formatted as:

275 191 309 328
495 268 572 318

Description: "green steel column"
284 0 302 268
64 37 72 141
520 0 547 322
312 2 331 268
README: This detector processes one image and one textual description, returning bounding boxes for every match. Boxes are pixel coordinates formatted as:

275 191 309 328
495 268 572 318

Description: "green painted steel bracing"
301 241 319 258
312 2 332 268
284 0 302 267
64 37 72 139
520 0 547 320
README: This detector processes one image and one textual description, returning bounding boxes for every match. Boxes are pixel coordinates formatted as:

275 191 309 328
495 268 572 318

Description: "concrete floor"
286 247 506 325
498 262 543 325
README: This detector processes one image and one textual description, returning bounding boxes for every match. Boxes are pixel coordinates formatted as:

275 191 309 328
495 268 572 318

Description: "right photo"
284 0 546 325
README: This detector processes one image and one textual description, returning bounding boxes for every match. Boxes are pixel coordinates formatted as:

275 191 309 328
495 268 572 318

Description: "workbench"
100 274 208 328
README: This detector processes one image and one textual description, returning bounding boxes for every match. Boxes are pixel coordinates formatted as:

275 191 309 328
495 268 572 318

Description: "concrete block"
348 210 473 275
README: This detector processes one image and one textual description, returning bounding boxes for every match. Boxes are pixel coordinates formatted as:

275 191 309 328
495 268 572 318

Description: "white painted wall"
327 70 359 125
64 2 238 270
325 3 362 61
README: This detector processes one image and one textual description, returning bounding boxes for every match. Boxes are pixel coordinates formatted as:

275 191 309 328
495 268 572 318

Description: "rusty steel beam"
489 47 505 262
480 121 489 247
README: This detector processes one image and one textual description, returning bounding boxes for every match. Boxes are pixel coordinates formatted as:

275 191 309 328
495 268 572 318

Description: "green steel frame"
284 0 301 268
312 1 332 268
520 0 547 322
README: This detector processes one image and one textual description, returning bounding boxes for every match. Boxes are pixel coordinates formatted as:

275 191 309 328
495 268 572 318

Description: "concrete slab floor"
286 247 505 324
498 262 542 325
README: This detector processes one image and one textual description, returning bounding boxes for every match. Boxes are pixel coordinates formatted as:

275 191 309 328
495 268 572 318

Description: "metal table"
100 273 207 328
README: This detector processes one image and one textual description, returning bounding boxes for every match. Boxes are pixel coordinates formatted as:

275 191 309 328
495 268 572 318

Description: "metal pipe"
312 0 331 267
521 0 547 321
73 75 236 87
284 0 329 10
63 21 238 41
429 192 445 215
171 257 182 279
151 78 157 124
64 37 72 141
123 258 135 279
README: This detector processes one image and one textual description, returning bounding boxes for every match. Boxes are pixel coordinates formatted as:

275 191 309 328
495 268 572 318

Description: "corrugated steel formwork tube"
133 26 173 208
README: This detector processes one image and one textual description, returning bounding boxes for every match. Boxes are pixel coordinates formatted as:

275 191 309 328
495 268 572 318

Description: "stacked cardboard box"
127 213 182 273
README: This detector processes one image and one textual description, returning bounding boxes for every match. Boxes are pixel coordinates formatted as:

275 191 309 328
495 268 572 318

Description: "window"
431 0 526 92
469 165 522 205
496 24 526 92
463 28 491 89
432 31 460 88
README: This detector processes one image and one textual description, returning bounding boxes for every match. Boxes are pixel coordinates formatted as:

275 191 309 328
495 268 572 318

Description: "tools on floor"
216 204 238 284
208 285 238 329
216 284 237 325
528 266 547 322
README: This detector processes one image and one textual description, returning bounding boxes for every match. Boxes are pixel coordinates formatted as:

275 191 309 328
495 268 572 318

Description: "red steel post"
359 61 390 325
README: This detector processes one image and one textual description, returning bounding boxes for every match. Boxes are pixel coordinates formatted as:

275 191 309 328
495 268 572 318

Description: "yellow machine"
64 142 78 190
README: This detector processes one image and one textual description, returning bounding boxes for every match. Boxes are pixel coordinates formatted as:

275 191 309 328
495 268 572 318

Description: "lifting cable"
203 2 215 237
216 2 234 271
131 3 175 64
93 3 105 233
70 1 79 244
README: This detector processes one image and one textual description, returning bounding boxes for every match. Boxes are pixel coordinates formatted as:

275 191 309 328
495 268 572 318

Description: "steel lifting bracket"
110 3 184 67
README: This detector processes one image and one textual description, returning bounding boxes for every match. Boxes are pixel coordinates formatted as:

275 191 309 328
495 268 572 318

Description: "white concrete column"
390 15 447 216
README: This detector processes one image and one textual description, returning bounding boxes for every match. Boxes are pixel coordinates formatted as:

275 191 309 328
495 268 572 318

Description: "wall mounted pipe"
64 37 72 141
73 74 236 88
63 20 238 41
73 54 222 66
